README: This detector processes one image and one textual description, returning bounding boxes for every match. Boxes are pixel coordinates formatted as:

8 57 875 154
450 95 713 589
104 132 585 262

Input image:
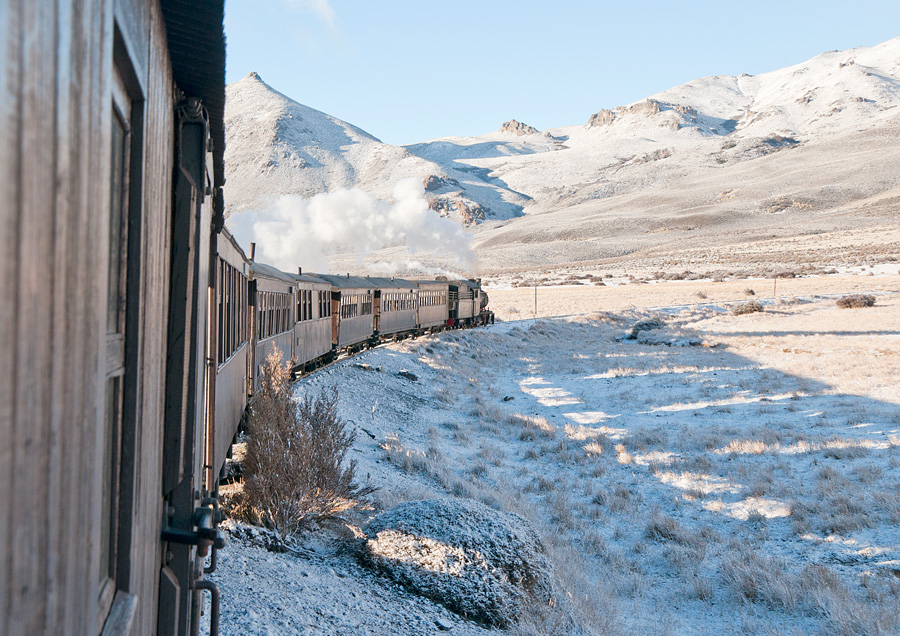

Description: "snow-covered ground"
207 288 900 635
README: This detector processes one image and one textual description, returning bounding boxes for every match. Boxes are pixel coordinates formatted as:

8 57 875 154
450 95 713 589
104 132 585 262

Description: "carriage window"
101 61 135 626
217 259 247 364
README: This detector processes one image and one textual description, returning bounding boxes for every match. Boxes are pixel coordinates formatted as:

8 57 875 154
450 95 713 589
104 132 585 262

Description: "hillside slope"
225 73 529 222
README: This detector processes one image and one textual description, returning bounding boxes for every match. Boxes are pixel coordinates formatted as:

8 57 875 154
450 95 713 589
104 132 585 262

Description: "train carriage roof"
290 272 331 287
219 226 249 262
250 261 296 285
364 277 418 291
311 273 377 290
408 279 449 290
161 0 226 189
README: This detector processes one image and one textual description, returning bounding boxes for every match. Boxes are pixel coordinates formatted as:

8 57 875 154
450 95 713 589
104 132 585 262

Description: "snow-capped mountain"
418 37 900 213
225 72 529 222
225 37 900 272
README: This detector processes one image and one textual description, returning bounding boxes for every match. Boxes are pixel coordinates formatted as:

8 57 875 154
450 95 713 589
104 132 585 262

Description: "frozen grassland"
208 281 900 635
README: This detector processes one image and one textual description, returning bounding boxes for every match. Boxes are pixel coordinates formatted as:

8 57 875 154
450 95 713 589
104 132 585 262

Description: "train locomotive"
0 2 490 635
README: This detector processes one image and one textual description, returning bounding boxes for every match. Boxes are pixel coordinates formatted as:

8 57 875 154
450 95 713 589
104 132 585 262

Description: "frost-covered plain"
207 287 900 635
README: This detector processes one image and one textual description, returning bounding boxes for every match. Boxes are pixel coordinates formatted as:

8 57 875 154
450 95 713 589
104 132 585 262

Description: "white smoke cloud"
366 259 470 281
227 178 476 275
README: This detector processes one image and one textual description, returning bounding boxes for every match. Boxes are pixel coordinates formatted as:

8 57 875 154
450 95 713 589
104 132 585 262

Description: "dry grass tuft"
730 300 764 315
510 413 558 441
644 513 700 546
721 552 900 634
614 443 633 465
836 294 876 309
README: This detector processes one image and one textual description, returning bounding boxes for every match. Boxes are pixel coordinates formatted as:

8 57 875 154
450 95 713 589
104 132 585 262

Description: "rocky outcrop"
422 174 460 192
428 196 487 224
500 119 539 136
454 199 487 224
587 109 616 127
588 99 697 127
625 99 663 116
671 103 697 116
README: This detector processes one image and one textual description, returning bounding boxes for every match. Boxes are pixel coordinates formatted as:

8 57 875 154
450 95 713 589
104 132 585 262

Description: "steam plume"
228 178 476 274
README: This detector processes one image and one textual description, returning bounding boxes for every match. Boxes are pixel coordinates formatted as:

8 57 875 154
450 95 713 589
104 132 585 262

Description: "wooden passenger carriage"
0 2 495 634
412 280 450 331
313 274 377 351
249 262 296 393
213 230 251 488
1 1 230 634
291 272 334 372
366 277 419 339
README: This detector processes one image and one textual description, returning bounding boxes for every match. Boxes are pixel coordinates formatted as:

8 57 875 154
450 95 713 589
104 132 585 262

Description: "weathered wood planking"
0 0 21 631
16 2 67 634
0 0 181 633
129 2 174 633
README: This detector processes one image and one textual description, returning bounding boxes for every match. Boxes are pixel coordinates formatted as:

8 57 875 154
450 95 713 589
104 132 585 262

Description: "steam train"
213 227 492 496
0 2 488 635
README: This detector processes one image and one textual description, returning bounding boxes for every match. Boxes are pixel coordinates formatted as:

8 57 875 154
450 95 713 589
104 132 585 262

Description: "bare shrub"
644 513 700 546
836 294 875 309
626 318 664 340
730 300 764 315
236 347 373 537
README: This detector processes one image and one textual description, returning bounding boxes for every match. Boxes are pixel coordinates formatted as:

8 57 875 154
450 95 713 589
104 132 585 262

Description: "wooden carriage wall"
1 1 226 635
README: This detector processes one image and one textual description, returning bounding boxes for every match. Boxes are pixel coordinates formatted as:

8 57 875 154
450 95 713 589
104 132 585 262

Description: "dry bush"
235 347 372 537
644 513 700 547
626 318 665 340
836 294 875 309
730 300 764 315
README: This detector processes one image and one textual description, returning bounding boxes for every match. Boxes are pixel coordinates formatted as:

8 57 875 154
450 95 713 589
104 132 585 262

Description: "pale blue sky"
225 0 900 146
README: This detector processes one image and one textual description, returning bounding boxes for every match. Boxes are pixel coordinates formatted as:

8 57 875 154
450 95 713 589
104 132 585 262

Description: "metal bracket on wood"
161 503 225 557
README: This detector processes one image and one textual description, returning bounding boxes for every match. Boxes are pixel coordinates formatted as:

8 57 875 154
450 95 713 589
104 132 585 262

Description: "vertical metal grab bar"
195 580 219 636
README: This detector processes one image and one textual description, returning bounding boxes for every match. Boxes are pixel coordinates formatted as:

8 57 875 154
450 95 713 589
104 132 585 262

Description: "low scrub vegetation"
836 294 875 309
730 299 764 315
229 347 372 537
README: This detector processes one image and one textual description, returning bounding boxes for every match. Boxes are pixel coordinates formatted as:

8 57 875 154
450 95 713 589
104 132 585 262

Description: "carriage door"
159 98 221 636
373 289 382 334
